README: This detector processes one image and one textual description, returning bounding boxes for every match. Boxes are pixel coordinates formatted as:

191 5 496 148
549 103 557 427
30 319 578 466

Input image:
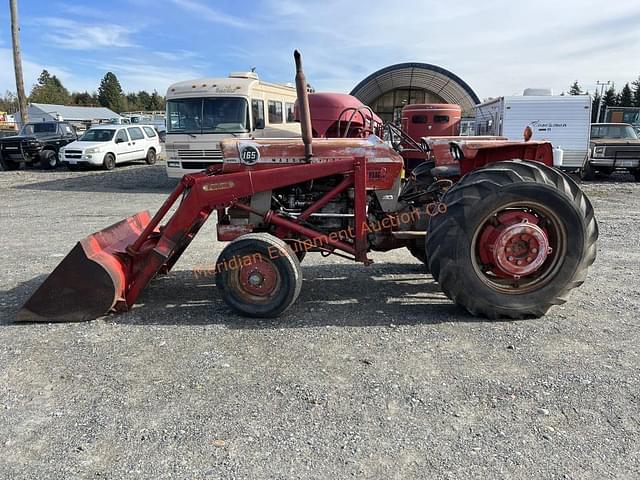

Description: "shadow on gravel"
1 263 491 328
125 262 488 327
12 164 177 194
0 274 47 325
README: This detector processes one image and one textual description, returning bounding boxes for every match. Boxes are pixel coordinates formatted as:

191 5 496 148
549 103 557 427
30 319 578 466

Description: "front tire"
145 148 156 165
427 160 598 319
215 233 302 317
102 153 116 170
40 150 59 170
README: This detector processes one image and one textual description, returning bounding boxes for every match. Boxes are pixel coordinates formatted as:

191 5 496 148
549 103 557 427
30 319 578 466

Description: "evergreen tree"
632 76 640 107
125 92 139 111
137 90 151 110
568 81 583 95
98 72 124 112
603 85 617 107
149 90 164 110
29 69 70 104
619 83 633 107
71 91 95 106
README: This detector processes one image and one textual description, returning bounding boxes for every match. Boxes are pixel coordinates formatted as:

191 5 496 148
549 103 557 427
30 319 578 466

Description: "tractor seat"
431 164 461 178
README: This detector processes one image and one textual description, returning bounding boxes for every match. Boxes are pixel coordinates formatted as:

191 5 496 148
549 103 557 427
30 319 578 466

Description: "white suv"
59 125 161 170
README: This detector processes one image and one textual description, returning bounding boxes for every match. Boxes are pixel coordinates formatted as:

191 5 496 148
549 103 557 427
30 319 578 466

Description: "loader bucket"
16 211 152 323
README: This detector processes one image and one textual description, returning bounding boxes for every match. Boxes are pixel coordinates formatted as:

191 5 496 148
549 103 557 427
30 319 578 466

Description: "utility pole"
9 0 28 124
596 80 611 123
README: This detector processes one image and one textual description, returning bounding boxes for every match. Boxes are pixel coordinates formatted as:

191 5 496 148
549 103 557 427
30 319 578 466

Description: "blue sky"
1 0 639 99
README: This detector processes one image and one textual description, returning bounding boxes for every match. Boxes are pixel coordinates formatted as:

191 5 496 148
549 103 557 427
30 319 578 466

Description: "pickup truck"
0 121 77 170
582 123 640 181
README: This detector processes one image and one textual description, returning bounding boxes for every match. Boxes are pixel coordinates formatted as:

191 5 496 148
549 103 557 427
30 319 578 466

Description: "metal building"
350 63 480 123
17 103 121 127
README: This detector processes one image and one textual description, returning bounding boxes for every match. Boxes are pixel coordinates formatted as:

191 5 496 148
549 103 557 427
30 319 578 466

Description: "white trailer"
474 91 592 169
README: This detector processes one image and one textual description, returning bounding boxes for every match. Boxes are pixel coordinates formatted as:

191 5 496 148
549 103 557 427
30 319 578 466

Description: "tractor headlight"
85 146 102 154
593 146 605 157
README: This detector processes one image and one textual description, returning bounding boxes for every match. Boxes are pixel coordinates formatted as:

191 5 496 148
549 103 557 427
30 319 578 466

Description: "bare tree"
9 0 28 124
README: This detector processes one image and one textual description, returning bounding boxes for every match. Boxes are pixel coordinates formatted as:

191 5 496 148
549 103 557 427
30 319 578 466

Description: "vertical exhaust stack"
294 50 313 160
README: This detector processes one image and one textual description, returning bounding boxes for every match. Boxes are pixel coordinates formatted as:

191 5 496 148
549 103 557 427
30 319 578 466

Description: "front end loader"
17 51 598 322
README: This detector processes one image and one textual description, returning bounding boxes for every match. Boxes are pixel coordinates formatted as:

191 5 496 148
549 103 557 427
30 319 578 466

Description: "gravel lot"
0 161 639 479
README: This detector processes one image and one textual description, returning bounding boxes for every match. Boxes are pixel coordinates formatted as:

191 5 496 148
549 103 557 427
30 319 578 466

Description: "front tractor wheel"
215 233 302 317
427 160 598 319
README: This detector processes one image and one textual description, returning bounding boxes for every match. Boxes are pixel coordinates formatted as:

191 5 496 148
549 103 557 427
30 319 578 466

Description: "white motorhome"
164 72 300 178
474 90 592 169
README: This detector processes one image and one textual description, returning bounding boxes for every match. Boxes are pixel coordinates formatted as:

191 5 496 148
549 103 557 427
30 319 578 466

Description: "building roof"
350 62 480 113
29 103 121 121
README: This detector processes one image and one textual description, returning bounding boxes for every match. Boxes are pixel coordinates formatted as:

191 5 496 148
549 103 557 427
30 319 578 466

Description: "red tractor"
18 51 598 322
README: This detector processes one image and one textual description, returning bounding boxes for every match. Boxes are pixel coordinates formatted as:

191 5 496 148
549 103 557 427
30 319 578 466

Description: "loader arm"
123 159 362 308
17 158 364 322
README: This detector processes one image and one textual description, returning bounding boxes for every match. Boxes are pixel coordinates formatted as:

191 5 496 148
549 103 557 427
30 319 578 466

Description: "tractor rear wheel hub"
493 222 550 277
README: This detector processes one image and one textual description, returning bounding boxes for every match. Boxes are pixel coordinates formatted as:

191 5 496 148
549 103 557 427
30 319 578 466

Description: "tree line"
567 77 640 122
0 70 165 114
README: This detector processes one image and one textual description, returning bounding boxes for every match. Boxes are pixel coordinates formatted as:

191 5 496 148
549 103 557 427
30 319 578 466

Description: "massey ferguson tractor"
17 51 598 322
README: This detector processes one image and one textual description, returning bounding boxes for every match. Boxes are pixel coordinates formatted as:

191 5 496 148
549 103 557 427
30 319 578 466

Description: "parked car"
581 123 640 181
0 121 77 170
59 125 161 170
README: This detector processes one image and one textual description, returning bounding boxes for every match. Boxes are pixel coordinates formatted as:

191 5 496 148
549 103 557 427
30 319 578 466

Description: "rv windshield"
167 97 249 134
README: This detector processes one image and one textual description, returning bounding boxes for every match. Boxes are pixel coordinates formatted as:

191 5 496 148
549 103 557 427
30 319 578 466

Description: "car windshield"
591 125 639 140
20 123 57 136
167 97 249 134
80 129 115 142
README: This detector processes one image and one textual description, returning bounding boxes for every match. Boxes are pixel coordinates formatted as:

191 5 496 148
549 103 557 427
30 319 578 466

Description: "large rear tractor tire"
215 233 302 317
427 160 598 319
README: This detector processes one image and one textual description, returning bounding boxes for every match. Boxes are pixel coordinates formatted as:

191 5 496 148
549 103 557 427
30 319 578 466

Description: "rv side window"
268 100 283 124
434 115 449 123
285 102 295 123
412 115 428 124
252 99 265 128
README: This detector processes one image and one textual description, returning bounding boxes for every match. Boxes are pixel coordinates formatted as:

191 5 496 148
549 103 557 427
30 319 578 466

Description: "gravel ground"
0 161 638 479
